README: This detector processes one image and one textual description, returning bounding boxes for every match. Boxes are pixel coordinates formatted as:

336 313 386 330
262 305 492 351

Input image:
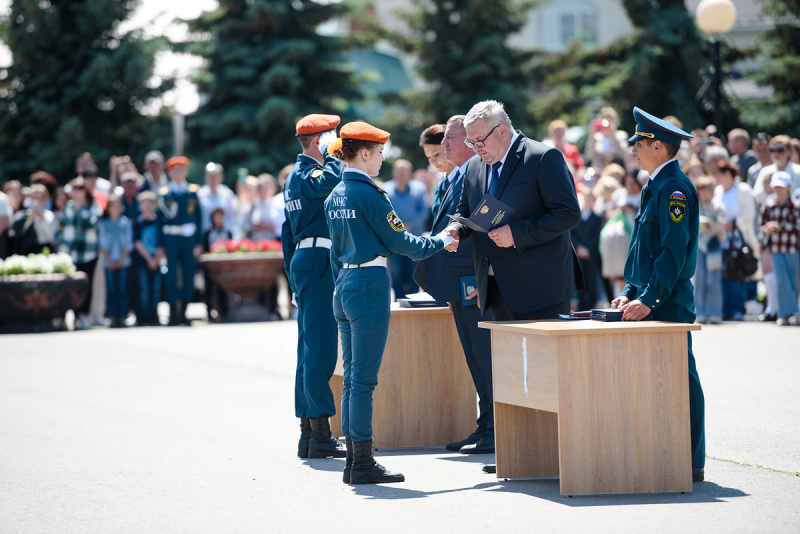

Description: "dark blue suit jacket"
449 133 582 314
415 170 475 304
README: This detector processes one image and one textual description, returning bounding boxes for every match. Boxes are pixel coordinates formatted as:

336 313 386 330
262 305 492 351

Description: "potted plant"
0 250 89 326
198 239 284 322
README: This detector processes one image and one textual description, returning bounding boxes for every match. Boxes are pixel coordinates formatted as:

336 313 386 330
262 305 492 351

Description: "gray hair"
704 145 729 161
464 100 513 132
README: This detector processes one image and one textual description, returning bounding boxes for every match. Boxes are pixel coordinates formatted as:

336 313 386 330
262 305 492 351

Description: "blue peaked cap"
628 107 693 146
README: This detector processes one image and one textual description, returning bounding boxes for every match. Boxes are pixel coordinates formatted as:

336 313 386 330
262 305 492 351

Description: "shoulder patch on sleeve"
669 198 686 223
189 184 199 192
310 169 323 178
159 186 169 195
387 211 405 232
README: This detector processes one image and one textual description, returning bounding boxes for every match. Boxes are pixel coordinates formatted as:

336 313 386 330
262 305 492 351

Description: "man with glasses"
445 100 582 470
753 135 800 204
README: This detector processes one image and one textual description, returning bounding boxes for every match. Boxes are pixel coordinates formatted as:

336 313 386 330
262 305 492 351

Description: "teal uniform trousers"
326 169 445 443
281 153 344 419
621 160 705 469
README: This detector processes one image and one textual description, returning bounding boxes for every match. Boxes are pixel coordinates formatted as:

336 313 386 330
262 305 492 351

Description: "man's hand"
466 288 481 309
444 237 459 252
620 299 651 321
576 244 590 259
193 244 204 257
488 224 514 248
610 295 629 309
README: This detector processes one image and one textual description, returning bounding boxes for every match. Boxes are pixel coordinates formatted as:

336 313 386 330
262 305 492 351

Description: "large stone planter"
199 252 285 322
0 272 89 323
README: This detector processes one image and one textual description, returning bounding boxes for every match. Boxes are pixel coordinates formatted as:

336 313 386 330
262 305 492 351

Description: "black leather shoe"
759 313 777 322
460 435 495 454
446 429 482 452
308 417 347 458
297 417 311 459
343 438 353 483
482 464 496 474
692 468 704 482
350 439 404 484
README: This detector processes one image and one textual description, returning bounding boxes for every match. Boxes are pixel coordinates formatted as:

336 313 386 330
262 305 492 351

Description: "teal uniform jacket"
325 170 445 274
621 160 698 314
157 183 203 248
325 168 445 443
280 152 345 419
620 159 705 469
157 182 203 307
281 153 345 289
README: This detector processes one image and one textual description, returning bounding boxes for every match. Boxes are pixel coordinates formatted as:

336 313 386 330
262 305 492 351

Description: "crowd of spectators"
0 151 288 328
2 107 799 328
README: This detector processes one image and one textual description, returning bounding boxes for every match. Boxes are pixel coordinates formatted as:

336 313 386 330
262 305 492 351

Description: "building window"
540 0 598 52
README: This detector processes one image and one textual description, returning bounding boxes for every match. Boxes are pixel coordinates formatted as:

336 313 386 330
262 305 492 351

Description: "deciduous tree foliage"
0 0 172 183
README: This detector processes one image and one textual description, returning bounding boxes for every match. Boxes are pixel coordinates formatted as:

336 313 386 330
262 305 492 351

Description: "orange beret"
296 114 341 136
340 121 390 144
165 156 190 170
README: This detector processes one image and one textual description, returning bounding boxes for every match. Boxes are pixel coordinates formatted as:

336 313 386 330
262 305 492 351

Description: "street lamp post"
695 0 737 135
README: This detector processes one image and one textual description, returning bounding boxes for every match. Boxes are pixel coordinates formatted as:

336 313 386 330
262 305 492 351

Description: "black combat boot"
168 305 180 326
179 301 190 325
297 417 311 459
349 439 404 484
308 417 346 458
343 438 353 483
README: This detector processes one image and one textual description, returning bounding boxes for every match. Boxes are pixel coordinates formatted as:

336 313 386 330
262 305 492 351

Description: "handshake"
435 228 460 253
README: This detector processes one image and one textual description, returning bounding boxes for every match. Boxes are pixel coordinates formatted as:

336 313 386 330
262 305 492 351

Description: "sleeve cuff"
638 290 660 310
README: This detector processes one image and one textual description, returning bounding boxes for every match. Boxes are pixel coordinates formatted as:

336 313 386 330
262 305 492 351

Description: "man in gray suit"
415 116 495 454
446 100 581 321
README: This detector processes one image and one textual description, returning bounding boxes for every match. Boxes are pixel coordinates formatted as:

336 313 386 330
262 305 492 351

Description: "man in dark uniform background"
156 156 203 326
611 107 706 483
281 114 346 460
415 115 495 455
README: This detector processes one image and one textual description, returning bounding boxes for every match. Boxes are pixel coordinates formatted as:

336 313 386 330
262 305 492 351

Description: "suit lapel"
433 175 462 229
493 133 524 199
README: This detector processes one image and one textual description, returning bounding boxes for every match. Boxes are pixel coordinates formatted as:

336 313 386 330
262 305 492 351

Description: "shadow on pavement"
487 479 748 506
302 458 346 472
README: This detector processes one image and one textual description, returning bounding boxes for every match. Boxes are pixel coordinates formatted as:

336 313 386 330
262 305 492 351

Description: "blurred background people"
694 176 727 324
58 177 102 330
383 158 430 299
714 160 758 321
583 107 628 170
7 184 58 256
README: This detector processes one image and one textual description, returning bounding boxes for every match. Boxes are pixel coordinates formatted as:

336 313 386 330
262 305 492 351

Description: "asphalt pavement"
1 315 798 533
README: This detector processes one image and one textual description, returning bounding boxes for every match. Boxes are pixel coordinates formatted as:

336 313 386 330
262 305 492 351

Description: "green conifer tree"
0 0 172 182
740 0 800 136
531 0 723 137
181 0 360 179
385 0 537 163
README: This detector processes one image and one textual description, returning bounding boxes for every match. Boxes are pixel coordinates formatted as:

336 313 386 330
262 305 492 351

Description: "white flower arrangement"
0 250 76 276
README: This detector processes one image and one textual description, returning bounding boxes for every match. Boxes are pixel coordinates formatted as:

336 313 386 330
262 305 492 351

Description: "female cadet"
325 122 458 484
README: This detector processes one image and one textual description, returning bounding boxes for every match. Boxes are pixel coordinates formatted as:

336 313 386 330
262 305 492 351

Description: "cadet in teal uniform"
156 156 203 326
610 107 706 482
281 114 347 460
325 122 459 484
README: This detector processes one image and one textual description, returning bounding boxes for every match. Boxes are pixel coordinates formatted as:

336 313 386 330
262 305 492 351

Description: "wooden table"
480 319 701 496
329 304 477 449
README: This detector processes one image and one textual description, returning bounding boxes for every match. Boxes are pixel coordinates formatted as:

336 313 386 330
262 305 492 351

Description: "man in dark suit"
445 100 581 471
571 188 604 311
414 116 495 454
446 100 581 320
